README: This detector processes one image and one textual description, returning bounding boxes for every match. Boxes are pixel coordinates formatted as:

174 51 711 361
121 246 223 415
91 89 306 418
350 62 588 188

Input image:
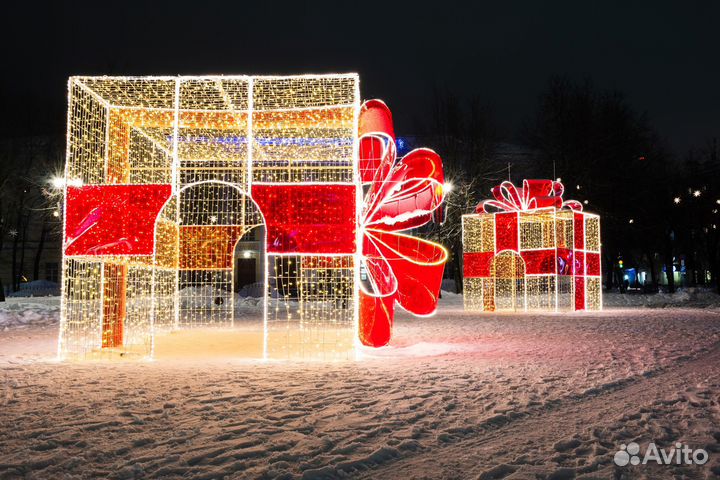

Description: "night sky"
3 1 719 153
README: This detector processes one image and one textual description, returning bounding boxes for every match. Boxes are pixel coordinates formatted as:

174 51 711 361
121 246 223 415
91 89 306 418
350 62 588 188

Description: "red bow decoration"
358 100 448 347
477 179 583 213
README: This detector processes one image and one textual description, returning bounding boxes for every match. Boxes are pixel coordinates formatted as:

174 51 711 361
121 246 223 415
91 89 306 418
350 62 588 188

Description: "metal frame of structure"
59 74 361 360
462 180 602 312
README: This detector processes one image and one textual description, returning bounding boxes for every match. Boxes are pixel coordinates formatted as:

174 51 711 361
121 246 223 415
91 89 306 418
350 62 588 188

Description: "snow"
1 292 720 478
178 287 263 320
0 296 59 330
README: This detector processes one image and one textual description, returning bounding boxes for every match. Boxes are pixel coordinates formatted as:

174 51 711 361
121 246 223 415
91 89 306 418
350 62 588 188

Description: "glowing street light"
51 177 83 189
50 177 65 189
673 197 681 204
693 190 701 197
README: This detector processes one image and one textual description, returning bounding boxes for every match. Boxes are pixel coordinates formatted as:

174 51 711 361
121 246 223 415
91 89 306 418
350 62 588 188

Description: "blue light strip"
169 135 354 147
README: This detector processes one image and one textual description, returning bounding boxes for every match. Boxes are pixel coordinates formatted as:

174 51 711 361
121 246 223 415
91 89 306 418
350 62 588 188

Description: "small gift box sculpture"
462 179 602 312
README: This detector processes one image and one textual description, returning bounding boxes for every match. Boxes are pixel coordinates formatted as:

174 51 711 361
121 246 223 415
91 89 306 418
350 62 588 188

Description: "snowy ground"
1 293 720 479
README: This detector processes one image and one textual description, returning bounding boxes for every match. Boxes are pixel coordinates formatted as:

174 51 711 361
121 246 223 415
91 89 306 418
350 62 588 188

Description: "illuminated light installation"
357 100 448 347
462 179 602 312
59 75 447 360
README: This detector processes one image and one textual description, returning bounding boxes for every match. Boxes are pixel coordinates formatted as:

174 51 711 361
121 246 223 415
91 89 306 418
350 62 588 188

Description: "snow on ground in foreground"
1 296 720 479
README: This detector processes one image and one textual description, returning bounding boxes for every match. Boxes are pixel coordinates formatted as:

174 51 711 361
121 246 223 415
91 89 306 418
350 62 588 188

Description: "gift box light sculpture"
462 180 602 312
58 75 447 360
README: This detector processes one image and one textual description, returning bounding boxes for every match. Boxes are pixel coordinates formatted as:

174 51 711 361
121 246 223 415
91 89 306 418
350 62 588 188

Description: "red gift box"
463 180 602 312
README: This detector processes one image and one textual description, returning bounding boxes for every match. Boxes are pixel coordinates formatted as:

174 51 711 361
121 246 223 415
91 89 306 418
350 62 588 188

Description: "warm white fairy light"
50 177 83 189
59 74 360 361
51 176 65 189
462 181 602 313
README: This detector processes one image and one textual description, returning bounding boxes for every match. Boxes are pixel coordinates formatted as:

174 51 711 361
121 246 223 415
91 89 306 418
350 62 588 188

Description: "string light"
462 179 602 312
59 74 361 361
356 100 447 347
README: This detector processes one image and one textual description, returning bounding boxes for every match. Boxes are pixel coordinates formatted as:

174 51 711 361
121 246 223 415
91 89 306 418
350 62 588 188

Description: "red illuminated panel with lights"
463 252 494 277
495 212 519 252
556 248 574 275
586 252 601 276
65 185 172 256
574 212 585 249
252 184 356 254
575 251 585 277
575 277 586 310
522 249 556 275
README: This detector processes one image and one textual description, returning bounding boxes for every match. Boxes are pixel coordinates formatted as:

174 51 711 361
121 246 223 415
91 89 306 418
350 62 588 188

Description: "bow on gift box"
358 100 448 347
477 179 583 213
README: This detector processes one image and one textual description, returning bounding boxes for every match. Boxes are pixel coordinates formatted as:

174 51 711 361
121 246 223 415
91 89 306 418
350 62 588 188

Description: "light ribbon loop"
478 179 583 213
357 103 448 347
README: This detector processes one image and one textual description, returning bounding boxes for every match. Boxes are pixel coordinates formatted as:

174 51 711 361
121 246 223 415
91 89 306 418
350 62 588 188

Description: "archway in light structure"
490 251 526 312
151 180 267 359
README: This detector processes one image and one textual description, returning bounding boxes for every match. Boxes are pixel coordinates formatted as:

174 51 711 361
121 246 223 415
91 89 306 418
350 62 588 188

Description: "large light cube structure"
60 75 361 360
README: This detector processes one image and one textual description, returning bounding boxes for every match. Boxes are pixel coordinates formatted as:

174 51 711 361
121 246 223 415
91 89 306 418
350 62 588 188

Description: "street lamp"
50 177 65 189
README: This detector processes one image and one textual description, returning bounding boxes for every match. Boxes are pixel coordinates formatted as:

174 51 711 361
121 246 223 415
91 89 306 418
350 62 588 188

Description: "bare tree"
1 135 64 293
419 88 506 292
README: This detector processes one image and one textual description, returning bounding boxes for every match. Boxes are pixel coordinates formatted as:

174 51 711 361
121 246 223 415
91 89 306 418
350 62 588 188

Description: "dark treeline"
420 76 719 294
